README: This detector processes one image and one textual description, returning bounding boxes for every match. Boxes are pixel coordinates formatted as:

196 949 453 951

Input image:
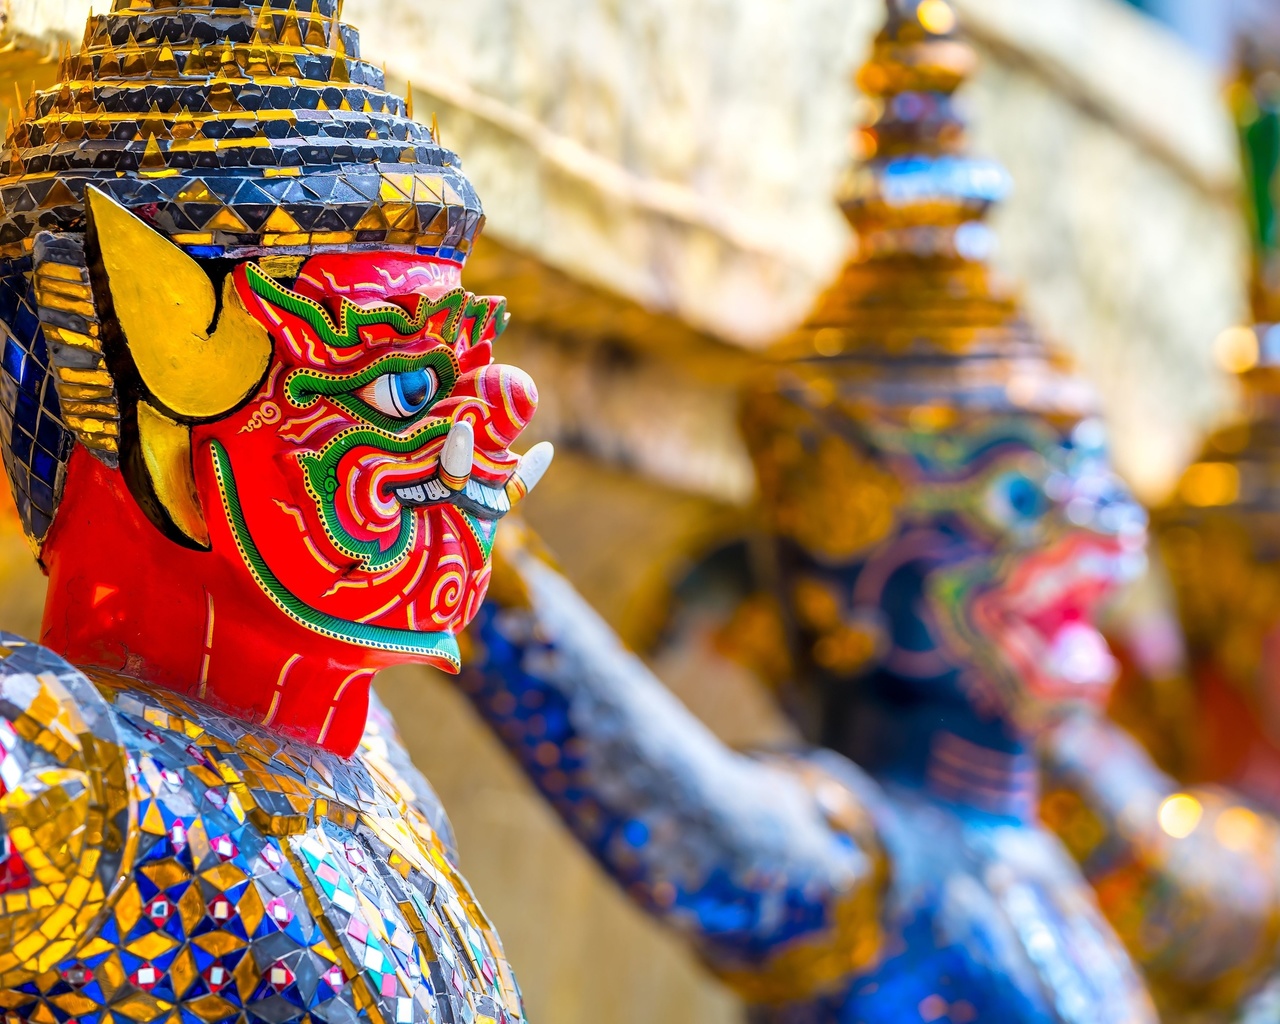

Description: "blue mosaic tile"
0 260 74 542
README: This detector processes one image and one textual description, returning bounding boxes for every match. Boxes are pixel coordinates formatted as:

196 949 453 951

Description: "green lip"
209 439 462 668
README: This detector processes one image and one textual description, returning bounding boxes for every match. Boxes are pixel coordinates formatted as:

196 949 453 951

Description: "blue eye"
986 471 1049 527
356 368 439 419
391 369 433 413
1007 476 1044 517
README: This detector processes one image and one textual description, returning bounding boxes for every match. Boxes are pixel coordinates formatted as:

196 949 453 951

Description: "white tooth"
441 421 475 486
426 479 449 501
514 442 554 494
409 485 426 503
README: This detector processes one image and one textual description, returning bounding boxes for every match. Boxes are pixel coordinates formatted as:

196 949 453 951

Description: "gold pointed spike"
170 106 199 141
176 178 214 202
246 45 271 78
85 187 272 421
329 9 350 84
262 206 302 233
431 112 440 147
75 42 93 80
274 50 302 79
54 79 73 114
137 401 210 548
139 103 170 140
206 206 251 233
253 3 278 45
219 44 240 79
140 134 166 168
405 82 413 121
354 204 389 231
121 32 146 76
281 2 304 47
209 79 238 113
305 1 328 48
39 180 78 211
154 43 180 77
98 41 120 77
185 42 207 76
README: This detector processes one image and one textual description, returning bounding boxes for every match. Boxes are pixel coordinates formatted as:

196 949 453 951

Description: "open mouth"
386 424 555 523
384 419 517 521
390 473 512 520
973 535 1132 703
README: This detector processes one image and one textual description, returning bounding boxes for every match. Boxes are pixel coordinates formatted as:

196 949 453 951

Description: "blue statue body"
462 437 1155 1023
453 3 1280 1020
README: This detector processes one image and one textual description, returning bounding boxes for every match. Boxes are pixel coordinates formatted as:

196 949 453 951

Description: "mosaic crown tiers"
770 0 1092 417
0 0 483 261
0 0 488 547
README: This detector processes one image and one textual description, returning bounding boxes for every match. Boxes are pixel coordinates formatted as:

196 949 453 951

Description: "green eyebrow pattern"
284 350 461 434
244 262 508 350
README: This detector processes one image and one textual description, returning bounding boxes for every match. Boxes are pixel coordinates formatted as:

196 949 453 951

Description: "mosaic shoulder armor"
0 634 522 1024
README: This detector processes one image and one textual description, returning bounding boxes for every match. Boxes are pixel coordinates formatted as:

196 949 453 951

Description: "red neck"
40 447 389 757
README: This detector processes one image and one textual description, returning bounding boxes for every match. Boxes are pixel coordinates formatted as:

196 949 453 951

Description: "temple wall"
0 3 1253 1023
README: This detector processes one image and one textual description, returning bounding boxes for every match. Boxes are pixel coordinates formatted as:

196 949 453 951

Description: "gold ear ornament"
85 186 272 422
79 187 276 549
136 401 210 548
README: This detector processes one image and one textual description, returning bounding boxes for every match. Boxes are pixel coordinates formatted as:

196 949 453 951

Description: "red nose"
472 363 539 449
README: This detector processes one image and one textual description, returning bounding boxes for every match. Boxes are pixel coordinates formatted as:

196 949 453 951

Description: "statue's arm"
1040 710 1280 1004
459 529 888 1002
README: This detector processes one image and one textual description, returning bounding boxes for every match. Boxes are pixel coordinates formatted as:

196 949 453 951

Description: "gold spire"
764 0 1088 417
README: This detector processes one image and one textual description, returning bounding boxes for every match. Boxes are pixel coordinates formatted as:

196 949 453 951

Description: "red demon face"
195 251 539 674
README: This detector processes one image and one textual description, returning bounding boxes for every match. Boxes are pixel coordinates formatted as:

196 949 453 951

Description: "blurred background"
1 0 1277 1021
